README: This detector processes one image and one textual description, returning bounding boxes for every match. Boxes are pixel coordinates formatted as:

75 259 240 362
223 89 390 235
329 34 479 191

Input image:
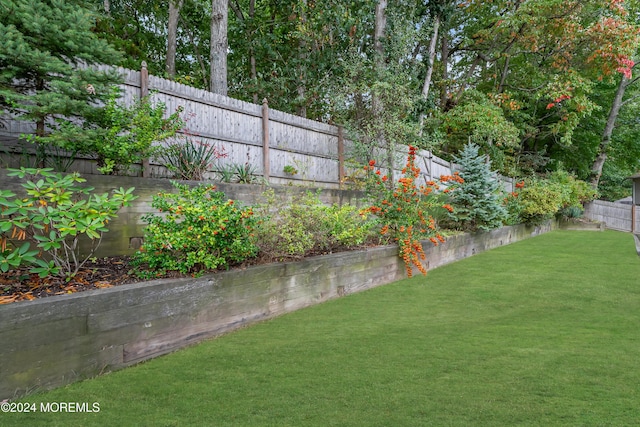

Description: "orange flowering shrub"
361 146 462 277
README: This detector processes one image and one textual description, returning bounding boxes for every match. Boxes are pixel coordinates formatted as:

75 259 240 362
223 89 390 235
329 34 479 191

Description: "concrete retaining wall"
0 221 556 400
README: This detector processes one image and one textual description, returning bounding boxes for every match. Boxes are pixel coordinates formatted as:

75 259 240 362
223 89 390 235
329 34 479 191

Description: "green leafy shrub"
598 165 632 201
133 182 258 276
46 89 184 175
547 170 597 210
254 190 376 260
0 168 136 279
94 90 184 174
516 180 565 224
283 165 298 175
440 90 519 172
502 185 524 226
505 172 596 225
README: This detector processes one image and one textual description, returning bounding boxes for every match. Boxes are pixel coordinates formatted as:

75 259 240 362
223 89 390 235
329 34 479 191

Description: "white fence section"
584 200 640 232
0 64 514 192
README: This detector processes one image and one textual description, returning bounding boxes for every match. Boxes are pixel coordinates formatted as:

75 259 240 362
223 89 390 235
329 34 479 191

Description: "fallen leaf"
94 282 113 289
0 295 17 305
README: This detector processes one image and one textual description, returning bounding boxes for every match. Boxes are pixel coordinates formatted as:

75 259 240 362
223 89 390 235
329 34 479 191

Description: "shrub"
283 165 298 175
46 89 184 175
598 166 632 201
547 170 597 210
159 137 227 181
446 143 507 231
503 185 524 226
517 180 564 224
362 145 461 277
505 172 596 225
254 190 377 260
213 162 259 184
233 163 259 184
0 168 136 279
559 205 584 219
132 182 258 276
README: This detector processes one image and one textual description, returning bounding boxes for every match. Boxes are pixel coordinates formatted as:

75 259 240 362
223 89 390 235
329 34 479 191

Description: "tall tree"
432 0 639 173
209 0 228 95
590 72 632 188
589 0 640 188
166 0 185 77
0 0 123 155
372 0 390 176
229 0 257 102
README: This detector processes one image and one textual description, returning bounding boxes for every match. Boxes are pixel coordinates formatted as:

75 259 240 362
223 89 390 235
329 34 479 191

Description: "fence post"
262 98 270 182
140 61 150 178
338 126 345 188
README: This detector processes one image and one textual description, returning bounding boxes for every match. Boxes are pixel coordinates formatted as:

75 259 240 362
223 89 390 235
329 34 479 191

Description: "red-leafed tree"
436 0 639 174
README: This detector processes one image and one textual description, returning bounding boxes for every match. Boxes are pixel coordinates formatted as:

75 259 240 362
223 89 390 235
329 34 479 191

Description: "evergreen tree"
0 0 123 159
449 143 507 232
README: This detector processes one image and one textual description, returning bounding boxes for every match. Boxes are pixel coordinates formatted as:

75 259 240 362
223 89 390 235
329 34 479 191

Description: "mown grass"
3 230 640 426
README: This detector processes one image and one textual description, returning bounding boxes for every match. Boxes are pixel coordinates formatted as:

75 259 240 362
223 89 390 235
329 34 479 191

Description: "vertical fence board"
1 64 516 189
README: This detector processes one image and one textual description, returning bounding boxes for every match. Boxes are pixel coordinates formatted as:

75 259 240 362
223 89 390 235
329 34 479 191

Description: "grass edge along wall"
0 221 556 400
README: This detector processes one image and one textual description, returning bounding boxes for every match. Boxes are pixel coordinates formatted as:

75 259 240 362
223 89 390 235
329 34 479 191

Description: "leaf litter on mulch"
0 243 379 305
0 256 146 304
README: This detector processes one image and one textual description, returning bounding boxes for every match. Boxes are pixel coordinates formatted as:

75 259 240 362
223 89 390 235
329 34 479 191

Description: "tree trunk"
166 0 184 77
249 0 257 103
374 0 387 60
497 55 510 93
419 14 440 132
209 0 228 95
440 32 449 108
250 53 258 104
590 75 630 189
373 0 392 183
421 14 440 102
297 0 308 118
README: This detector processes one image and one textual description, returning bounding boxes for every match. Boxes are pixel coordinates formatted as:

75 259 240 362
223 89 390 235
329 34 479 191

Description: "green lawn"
3 230 640 426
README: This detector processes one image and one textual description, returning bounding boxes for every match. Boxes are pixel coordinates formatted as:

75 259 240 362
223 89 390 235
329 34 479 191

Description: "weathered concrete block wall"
0 169 365 257
0 221 556 400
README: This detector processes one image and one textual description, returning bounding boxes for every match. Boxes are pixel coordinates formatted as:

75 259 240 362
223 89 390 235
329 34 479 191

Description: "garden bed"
0 221 556 400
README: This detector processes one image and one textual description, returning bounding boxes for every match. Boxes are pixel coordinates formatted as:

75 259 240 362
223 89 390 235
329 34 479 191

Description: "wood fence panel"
584 200 632 231
1 64 515 190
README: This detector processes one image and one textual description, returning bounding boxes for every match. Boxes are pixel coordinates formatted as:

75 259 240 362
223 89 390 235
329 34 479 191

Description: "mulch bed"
0 256 147 304
0 246 371 304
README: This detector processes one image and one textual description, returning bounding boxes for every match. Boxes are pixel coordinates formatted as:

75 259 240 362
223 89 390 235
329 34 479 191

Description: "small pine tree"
0 0 123 161
449 142 507 231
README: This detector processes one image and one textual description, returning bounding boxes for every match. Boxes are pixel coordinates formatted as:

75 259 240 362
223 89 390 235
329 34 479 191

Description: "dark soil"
0 256 146 304
0 246 373 304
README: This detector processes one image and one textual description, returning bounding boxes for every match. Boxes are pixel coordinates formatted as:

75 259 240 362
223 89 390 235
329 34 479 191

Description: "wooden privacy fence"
584 200 640 233
0 63 514 192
